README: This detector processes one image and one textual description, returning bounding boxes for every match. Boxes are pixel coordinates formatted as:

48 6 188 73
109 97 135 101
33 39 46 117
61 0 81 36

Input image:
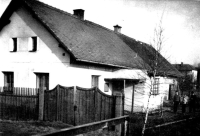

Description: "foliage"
179 74 195 93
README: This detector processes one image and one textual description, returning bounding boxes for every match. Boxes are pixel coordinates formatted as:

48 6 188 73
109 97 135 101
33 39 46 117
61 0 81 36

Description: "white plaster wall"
192 70 197 83
133 78 150 112
0 6 113 94
132 76 174 112
124 81 134 111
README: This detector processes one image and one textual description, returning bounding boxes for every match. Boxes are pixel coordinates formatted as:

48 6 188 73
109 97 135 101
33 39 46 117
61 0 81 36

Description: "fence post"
74 86 77 126
121 93 125 136
125 117 130 136
38 88 45 121
114 93 124 136
56 85 60 121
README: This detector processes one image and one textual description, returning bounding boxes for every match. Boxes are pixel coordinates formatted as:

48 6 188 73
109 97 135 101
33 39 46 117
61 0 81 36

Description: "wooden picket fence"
0 85 123 126
0 87 39 120
44 85 119 126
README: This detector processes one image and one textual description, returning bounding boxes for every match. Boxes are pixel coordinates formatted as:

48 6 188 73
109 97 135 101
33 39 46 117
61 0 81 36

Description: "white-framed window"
152 78 159 95
9 38 17 52
91 75 99 88
28 37 38 52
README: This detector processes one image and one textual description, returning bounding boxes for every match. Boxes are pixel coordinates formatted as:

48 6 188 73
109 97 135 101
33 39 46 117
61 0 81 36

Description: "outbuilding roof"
173 64 196 71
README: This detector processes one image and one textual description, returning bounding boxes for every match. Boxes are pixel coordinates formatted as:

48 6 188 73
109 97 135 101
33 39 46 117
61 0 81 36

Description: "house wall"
0 6 114 94
191 70 197 83
124 80 134 112
0 5 177 113
132 76 174 112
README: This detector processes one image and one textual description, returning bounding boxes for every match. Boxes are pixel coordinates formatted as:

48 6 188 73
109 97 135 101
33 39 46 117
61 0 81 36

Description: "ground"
145 117 200 136
129 111 200 136
0 120 71 136
0 103 200 136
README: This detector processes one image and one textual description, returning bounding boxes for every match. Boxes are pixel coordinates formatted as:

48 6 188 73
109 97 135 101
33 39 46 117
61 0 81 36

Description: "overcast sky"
1 0 200 65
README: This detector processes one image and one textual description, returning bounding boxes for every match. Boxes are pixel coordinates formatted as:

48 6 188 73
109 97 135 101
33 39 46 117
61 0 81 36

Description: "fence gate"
75 86 115 125
44 85 75 125
44 85 116 126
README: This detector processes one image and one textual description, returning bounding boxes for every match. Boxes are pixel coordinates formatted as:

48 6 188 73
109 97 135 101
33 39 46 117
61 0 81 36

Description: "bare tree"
141 17 167 136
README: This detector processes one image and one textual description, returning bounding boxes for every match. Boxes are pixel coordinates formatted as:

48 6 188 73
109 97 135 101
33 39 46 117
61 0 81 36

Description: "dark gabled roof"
173 64 196 71
0 0 182 77
14 0 146 69
117 34 183 77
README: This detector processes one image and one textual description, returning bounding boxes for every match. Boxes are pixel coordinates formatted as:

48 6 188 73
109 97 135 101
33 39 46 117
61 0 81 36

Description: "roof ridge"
24 0 149 46
24 0 87 22
24 0 121 35
84 20 150 48
84 20 116 34
116 31 150 47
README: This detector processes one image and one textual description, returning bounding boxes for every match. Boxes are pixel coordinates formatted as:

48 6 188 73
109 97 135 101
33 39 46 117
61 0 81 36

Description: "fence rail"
0 87 39 120
38 115 129 136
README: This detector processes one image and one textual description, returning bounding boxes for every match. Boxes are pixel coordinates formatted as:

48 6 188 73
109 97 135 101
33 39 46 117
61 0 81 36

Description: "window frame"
3 71 14 88
152 78 159 95
29 37 37 52
91 75 99 88
35 73 49 90
9 38 17 52
104 82 109 92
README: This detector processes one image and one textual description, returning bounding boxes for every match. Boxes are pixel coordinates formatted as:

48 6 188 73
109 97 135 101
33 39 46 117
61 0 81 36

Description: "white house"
0 0 182 112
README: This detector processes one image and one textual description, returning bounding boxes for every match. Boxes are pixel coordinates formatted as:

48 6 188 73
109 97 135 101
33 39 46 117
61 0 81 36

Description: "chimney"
73 9 84 20
113 25 122 33
181 62 183 66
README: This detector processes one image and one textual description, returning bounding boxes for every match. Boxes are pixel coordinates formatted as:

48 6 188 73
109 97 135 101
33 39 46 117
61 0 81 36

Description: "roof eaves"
76 58 132 69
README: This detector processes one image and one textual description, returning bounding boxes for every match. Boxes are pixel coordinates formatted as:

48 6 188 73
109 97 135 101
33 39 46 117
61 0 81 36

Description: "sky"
1 0 200 65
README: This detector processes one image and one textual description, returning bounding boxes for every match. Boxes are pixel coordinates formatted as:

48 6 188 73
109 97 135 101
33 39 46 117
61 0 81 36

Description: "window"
9 38 17 52
152 78 159 95
29 37 37 52
35 73 49 90
104 83 109 92
91 75 99 88
3 72 14 88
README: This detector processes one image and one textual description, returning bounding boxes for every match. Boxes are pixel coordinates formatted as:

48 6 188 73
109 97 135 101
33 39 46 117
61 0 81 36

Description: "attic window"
9 38 17 52
28 37 37 52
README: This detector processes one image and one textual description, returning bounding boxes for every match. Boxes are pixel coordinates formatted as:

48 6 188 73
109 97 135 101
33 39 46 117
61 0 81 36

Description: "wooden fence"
0 85 124 126
0 87 39 120
44 85 120 126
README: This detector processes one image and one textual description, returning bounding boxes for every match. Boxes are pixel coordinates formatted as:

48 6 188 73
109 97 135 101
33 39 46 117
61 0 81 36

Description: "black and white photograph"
0 0 200 135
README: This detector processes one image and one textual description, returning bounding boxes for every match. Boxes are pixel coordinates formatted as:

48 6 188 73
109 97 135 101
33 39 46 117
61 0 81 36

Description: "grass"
145 116 200 136
128 109 200 136
0 120 71 136
0 103 200 136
